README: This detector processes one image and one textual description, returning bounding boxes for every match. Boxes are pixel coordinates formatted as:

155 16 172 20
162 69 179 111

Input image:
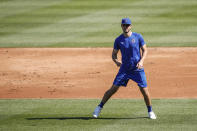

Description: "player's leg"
130 69 156 119
93 85 120 118
139 87 156 119
93 70 128 118
139 87 151 106
100 84 120 105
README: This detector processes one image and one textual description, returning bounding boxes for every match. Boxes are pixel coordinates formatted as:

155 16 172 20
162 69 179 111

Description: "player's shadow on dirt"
26 116 148 120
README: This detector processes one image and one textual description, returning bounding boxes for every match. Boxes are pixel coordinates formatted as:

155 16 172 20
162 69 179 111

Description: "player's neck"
123 31 132 37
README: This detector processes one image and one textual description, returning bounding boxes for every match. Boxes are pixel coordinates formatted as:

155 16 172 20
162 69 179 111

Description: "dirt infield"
0 48 197 98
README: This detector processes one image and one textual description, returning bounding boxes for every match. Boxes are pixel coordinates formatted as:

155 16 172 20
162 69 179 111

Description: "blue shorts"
113 68 147 88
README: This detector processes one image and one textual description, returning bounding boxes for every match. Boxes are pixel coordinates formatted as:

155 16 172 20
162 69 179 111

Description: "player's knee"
111 85 119 93
140 87 149 97
105 85 119 95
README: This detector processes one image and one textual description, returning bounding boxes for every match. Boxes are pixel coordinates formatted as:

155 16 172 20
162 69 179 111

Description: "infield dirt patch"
0 48 197 98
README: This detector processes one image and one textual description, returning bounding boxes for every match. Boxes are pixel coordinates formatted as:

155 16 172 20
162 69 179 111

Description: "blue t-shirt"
114 32 146 71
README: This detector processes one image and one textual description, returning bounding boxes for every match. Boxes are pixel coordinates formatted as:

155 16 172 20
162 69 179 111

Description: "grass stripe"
0 99 196 131
0 0 69 18
0 0 196 47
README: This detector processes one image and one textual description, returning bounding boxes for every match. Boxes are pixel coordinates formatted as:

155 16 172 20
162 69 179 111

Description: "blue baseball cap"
121 18 132 25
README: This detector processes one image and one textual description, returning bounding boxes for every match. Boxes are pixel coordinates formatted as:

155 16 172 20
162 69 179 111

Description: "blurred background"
0 0 196 47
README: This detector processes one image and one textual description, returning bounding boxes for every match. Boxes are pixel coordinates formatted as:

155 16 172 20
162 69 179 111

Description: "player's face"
121 24 131 33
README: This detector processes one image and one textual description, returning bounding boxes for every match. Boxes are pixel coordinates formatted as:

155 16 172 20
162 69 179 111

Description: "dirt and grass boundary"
0 48 197 99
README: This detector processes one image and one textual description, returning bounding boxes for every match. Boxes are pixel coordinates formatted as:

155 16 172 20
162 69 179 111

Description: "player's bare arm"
137 44 148 69
112 49 121 67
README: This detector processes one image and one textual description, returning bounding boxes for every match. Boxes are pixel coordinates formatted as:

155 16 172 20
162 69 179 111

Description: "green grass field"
0 0 197 47
1 0 197 130
0 99 196 131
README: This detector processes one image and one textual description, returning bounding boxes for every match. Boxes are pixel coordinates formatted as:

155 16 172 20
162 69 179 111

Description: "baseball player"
93 18 156 119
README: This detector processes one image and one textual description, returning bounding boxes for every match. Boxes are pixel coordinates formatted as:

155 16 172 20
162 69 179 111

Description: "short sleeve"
139 34 146 47
113 38 120 50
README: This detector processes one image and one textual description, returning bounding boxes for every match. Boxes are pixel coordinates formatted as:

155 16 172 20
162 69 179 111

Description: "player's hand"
136 61 143 69
115 61 122 67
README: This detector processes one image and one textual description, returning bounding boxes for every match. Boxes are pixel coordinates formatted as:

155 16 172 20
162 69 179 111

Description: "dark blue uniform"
113 32 147 87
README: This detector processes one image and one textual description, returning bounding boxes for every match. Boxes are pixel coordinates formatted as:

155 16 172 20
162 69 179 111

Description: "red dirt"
0 48 197 98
